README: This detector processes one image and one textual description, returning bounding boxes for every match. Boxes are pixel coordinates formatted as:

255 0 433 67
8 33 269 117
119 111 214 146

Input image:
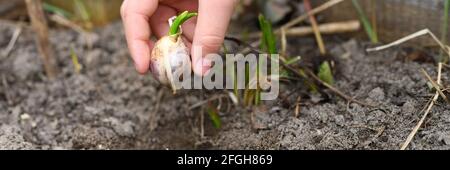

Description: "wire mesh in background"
315 0 450 46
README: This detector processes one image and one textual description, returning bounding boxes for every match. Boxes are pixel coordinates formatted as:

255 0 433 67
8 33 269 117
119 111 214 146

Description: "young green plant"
73 0 92 30
352 0 378 43
207 102 222 129
244 14 278 106
318 61 334 85
70 45 82 74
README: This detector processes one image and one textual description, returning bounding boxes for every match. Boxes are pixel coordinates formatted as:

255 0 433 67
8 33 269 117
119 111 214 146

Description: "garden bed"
1 21 450 150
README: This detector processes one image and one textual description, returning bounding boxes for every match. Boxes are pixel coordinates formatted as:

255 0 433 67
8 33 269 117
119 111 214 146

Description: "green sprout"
258 14 277 54
207 103 221 129
318 61 334 85
352 0 378 43
169 11 198 36
70 46 82 74
243 14 278 106
43 2 73 19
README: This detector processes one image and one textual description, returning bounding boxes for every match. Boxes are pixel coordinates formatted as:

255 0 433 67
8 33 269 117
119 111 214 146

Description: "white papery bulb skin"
150 35 191 92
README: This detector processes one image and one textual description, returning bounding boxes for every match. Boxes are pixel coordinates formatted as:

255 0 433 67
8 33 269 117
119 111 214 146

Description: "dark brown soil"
1 21 449 150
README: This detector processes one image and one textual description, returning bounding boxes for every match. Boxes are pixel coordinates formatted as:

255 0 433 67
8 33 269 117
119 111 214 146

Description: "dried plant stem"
401 63 443 150
367 29 450 61
1 26 22 58
248 20 361 38
189 94 228 110
49 14 85 33
280 28 287 56
280 0 344 31
25 0 58 79
240 0 344 54
304 0 326 55
421 69 450 104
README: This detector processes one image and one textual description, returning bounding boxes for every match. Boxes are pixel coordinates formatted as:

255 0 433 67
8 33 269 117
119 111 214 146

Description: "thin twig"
303 68 375 107
294 96 301 118
367 29 450 61
2 26 22 58
49 14 95 49
421 68 450 104
49 14 85 33
189 94 228 110
401 63 443 150
1 74 13 105
281 28 287 56
25 0 58 79
280 0 345 31
441 62 450 68
304 0 326 55
200 105 205 139
248 20 361 38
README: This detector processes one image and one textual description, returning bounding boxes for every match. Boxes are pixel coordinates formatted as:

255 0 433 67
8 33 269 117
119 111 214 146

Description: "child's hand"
121 0 237 76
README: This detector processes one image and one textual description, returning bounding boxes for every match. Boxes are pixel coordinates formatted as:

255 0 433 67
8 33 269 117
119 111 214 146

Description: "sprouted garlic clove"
149 11 197 94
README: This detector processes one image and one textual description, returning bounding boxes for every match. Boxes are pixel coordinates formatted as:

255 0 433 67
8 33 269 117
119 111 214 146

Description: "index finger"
121 0 158 74
191 0 237 75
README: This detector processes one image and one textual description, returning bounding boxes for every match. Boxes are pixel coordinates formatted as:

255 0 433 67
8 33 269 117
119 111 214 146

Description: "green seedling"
258 14 277 54
169 11 198 36
70 46 82 74
242 14 278 106
318 61 334 85
207 103 221 129
352 0 378 43
74 0 92 30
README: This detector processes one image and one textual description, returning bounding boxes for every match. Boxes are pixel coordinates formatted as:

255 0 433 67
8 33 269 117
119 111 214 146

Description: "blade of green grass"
70 46 82 74
74 0 90 22
254 14 278 105
43 2 73 19
284 56 302 65
351 0 378 43
207 103 221 129
258 14 278 54
73 0 93 30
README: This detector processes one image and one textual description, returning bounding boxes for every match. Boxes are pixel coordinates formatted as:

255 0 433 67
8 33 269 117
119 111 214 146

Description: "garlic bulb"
149 11 197 93
150 34 191 93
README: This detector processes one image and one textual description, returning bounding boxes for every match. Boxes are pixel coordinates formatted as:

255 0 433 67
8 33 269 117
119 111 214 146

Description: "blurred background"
1 0 449 46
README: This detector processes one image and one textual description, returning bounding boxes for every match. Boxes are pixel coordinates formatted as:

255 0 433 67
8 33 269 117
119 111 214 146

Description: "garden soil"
1 22 449 150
